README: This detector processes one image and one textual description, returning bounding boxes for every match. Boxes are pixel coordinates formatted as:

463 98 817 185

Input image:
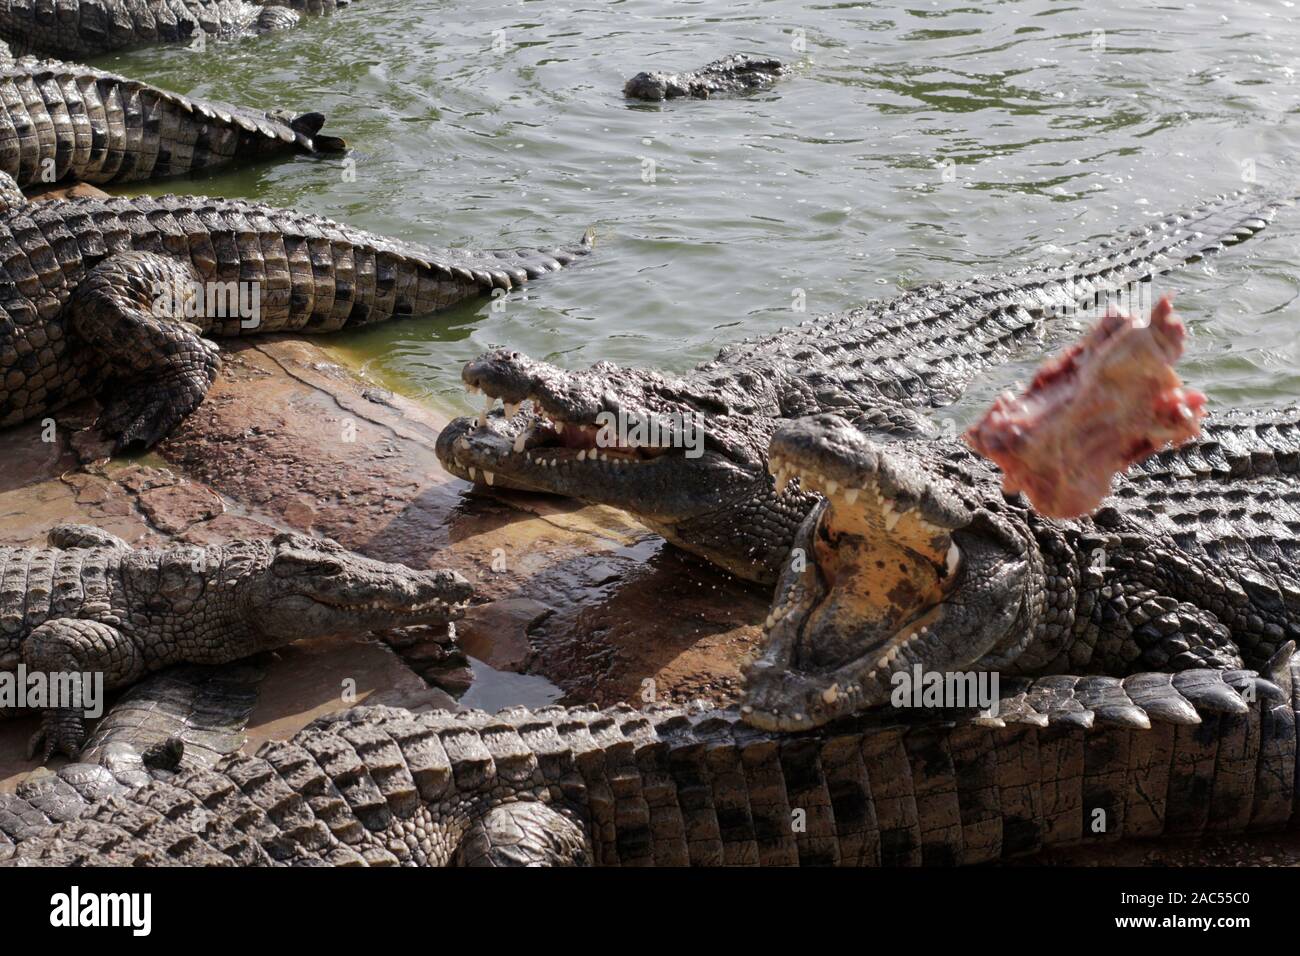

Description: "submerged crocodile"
0 652 1294 866
0 57 343 188
0 169 591 450
438 190 1292 584
0 0 349 58
623 54 787 101
0 524 471 760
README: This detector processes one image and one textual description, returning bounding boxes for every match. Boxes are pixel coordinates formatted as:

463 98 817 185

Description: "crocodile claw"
98 363 218 453
26 709 87 763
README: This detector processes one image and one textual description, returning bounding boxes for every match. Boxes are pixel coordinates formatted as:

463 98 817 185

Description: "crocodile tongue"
769 457 960 672
742 416 976 730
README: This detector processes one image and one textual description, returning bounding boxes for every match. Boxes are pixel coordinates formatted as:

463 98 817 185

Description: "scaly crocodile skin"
0 524 470 760
0 57 342 187
441 190 1294 583
624 54 787 101
0 652 1293 866
0 0 351 58
0 173 591 447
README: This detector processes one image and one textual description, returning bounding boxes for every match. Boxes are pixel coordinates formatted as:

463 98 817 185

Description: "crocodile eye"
274 550 345 577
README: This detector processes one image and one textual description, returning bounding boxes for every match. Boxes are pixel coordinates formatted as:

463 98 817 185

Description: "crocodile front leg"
67 251 220 452
23 619 146 762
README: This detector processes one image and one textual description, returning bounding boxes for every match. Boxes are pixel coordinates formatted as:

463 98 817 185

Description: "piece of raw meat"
964 295 1206 518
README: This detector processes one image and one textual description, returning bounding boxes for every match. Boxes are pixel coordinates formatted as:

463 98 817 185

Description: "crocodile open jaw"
743 438 966 732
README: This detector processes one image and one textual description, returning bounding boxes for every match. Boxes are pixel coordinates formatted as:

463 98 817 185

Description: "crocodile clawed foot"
98 360 219 453
26 709 86 763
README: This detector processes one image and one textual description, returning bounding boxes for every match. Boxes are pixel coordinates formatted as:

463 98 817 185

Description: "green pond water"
100 0 1300 423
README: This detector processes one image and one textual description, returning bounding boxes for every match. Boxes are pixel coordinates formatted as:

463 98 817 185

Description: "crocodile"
0 56 343 189
740 405 1300 731
0 524 472 761
77 661 267 784
623 54 787 102
0 653 1294 866
438 189 1292 584
0 0 350 59
0 169 592 450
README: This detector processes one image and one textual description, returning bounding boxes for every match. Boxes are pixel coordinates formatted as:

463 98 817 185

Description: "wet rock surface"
0 333 764 792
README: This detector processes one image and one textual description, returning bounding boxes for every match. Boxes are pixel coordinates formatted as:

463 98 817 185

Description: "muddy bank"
0 329 763 790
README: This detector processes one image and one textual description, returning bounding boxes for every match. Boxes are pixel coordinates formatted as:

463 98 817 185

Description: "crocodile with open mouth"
0 170 592 451
0 0 351 58
437 190 1292 583
0 524 472 761
740 402 1300 731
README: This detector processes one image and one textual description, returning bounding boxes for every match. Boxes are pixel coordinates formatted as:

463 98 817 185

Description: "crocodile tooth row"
768 453 948 536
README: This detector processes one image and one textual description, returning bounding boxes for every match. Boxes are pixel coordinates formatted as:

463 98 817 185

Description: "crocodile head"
741 415 1045 731
437 348 817 581
623 70 692 101
238 533 473 639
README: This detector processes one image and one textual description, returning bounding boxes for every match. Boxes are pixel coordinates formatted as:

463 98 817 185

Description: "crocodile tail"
77 663 267 781
442 232 596 292
288 111 347 152
1079 187 1298 283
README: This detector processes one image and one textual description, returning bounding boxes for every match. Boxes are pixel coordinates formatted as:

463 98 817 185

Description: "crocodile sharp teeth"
884 509 902 532
484 471 495 486
513 431 527 453
478 394 495 428
468 466 477 480
825 480 839 496
946 543 961 576
843 488 859 504
821 684 839 704
577 449 587 461
504 401 521 419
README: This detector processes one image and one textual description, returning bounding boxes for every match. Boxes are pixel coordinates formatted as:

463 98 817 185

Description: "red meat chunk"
965 295 1206 518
